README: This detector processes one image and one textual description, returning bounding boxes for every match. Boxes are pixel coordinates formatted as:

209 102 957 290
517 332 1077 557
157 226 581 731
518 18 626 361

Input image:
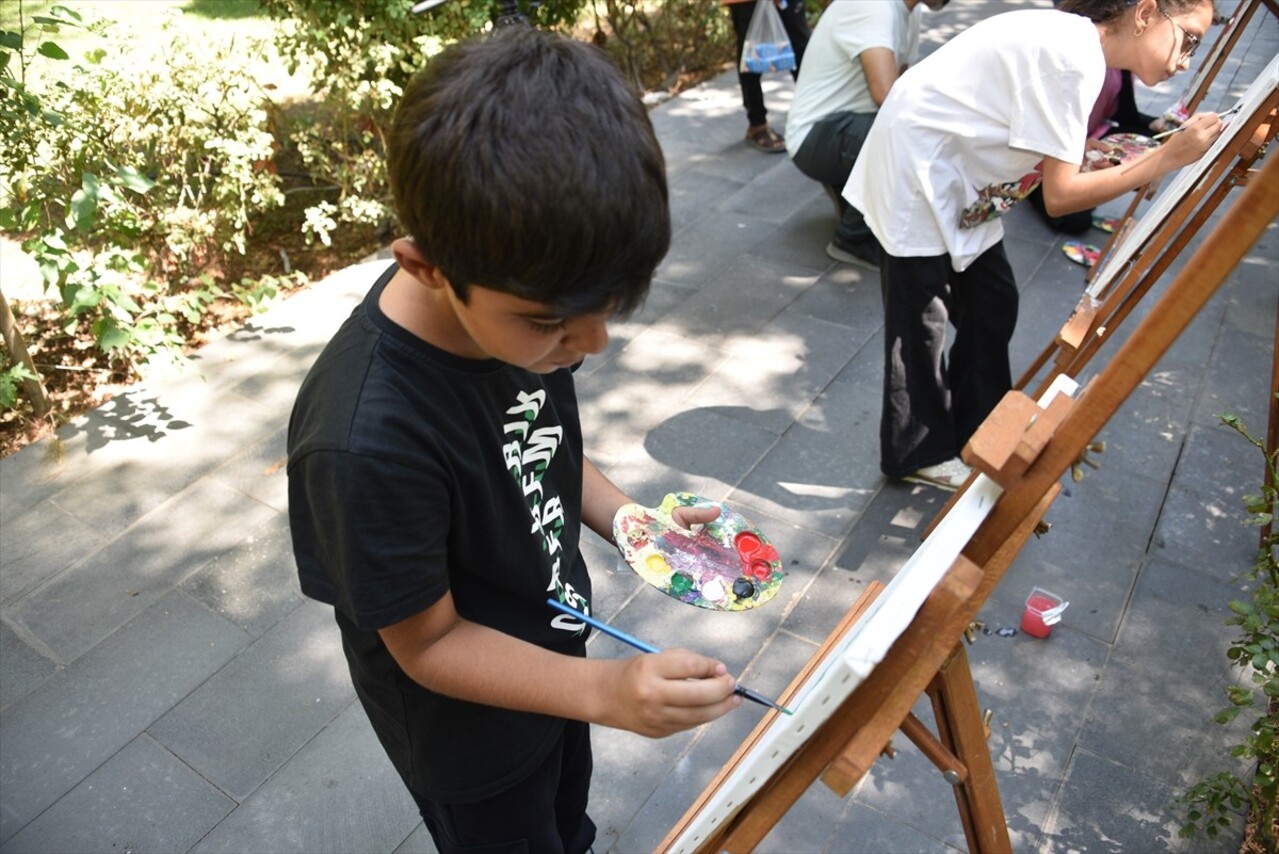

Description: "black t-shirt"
287 264 594 803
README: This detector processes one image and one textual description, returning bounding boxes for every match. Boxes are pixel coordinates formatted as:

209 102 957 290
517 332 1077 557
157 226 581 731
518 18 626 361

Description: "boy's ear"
392 237 451 290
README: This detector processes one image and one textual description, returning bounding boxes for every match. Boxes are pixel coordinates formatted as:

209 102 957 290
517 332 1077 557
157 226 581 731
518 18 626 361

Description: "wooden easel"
658 147 1279 854
1084 0 1277 282
1017 87 1277 398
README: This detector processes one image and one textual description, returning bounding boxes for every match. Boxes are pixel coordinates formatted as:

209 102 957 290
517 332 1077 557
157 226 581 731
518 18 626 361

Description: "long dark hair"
1057 0 1209 25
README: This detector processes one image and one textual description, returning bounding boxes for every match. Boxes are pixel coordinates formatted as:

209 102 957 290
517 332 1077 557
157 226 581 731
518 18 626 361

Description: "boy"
287 26 741 854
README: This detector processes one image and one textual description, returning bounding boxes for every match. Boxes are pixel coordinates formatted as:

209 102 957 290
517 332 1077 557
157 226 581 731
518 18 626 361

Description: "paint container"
1020 587 1068 638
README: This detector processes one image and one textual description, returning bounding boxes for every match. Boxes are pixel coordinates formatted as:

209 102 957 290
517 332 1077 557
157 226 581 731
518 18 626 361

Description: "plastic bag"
740 1 795 74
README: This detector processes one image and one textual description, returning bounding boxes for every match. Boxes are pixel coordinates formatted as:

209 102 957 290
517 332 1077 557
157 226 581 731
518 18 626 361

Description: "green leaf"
36 41 69 61
112 165 155 194
66 285 101 313
41 232 69 253
48 5 84 23
92 318 130 353
0 31 21 51
67 188 98 232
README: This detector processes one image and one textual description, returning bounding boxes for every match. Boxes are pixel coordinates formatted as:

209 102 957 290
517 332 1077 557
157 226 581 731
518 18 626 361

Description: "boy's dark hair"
387 27 669 318
1057 0 1207 24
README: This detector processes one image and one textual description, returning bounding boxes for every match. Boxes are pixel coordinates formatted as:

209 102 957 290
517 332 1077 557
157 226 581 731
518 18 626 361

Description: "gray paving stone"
206 424 289 514
1038 748 1242 854
0 735 234 854
0 499 103 606
658 210 787 289
779 482 943 645
826 800 964 854
649 253 816 347
1087 386 1191 484
0 439 85 522
998 465 1165 643
591 720 701 854
0 620 57 710
1151 484 1259 582
733 345 885 538
784 260 882 335
1077 558 1255 789
764 195 853 273
8 478 278 663
0 590 248 843
757 783 851 854
686 311 862 435
666 167 748 233
391 822 439 854
623 406 781 498
1192 330 1272 433
610 719 739 854
42 382 276 538
581 278 698 380
190 702 424 854
575 328 721 470
181 511 305 639
148 599 354 800
720 156 820 226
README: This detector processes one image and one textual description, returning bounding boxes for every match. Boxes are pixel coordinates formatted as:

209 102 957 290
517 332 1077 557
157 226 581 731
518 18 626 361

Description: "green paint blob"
670 572 694 595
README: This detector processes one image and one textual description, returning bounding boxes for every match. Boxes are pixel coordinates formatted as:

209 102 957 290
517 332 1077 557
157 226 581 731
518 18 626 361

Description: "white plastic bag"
740 0 795 74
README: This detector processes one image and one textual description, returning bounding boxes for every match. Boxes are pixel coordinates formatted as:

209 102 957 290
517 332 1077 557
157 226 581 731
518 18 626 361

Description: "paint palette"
612 493 784 612
1083 133 1157 171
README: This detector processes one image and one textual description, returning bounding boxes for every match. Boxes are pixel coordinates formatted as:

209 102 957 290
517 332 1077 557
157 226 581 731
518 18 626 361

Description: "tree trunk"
0 285 51 418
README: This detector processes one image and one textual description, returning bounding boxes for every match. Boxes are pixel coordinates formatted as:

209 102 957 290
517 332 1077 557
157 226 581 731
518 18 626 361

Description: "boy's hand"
670 502 721 532
602 650 741 738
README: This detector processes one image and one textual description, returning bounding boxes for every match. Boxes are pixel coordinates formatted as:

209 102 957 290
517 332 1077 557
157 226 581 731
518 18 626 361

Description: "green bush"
261 0 591 247
1 4 289 377
1179 408 1279 850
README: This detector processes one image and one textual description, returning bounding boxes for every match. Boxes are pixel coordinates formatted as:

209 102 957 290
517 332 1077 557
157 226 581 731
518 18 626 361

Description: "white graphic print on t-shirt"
501 388 589 634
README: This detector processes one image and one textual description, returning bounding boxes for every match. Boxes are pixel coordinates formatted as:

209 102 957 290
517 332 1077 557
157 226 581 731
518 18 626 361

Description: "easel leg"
928 645 1012 854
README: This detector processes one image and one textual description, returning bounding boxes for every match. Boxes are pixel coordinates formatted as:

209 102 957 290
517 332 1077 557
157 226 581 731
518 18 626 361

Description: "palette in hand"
612 492 784 611
1083 133 1157 172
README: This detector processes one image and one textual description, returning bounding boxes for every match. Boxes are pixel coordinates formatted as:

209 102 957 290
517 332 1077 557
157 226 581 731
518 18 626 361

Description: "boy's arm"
580 456 723 546
378 591 742 737
580 456 632 545
1039 111 1222 216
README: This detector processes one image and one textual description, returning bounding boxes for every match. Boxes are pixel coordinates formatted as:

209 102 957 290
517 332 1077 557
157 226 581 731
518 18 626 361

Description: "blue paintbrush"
546 598 793 715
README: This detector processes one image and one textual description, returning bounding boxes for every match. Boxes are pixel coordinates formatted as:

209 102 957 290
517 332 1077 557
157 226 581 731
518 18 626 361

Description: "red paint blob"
734 532 762 558
748 559 773 580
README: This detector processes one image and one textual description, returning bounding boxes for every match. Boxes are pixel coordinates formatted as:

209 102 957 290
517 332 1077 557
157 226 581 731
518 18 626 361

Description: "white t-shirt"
785 0 924 156
846 9 1104 271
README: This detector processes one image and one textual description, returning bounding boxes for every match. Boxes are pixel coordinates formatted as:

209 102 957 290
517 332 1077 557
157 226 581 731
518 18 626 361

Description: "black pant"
729 1 810 128
790 110 877 245
410 720 595 854
879 244 1018 477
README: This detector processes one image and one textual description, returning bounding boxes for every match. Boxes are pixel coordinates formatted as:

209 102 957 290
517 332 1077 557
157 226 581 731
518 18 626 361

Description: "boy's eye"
526 318 568 333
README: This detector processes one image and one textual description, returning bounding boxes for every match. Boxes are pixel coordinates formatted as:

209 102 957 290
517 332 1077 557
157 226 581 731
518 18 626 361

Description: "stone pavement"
2 3 1276 852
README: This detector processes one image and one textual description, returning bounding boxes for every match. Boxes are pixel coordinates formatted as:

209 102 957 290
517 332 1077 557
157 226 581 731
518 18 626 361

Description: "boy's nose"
567 317 609 355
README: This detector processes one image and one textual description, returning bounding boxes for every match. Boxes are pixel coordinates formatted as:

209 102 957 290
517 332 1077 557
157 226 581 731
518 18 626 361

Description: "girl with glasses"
844 0 1222 491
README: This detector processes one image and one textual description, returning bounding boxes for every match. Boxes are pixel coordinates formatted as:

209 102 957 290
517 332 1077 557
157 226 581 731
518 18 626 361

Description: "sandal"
745 124 786 153
1092 214 1119 234
1062 240 1100 268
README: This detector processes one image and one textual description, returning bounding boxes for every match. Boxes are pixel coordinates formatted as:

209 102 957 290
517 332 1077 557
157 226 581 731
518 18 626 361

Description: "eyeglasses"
1158 6 1202 61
